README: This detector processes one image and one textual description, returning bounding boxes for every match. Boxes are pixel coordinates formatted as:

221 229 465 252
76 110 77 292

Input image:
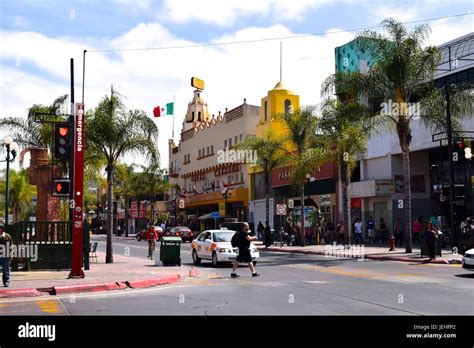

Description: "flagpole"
172 94 175 140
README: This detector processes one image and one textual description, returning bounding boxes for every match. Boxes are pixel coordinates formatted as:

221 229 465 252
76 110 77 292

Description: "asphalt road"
1 235 473 315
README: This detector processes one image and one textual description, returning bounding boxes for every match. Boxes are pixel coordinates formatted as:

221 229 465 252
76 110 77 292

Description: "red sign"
271 162 336 188
70 103 85 278
351 198 361 209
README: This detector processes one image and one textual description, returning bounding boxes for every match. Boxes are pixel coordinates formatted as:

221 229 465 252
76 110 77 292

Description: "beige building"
168 86 260 226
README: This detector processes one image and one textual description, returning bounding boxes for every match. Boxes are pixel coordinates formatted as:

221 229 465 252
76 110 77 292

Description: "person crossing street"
231 222 260 278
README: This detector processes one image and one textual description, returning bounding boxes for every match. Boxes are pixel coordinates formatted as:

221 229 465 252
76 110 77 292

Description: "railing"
12 221 72 245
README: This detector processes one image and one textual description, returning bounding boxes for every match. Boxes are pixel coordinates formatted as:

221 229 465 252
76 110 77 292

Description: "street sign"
70 103 85 278
276 204 287 215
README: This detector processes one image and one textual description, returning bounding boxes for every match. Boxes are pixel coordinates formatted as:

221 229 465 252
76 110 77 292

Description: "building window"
198 149 201 158
198 111 201 121
234 136 238 145
216 180 220 189
239 134 243 142
224 139 227 148
284 99 291 115
191 111 195 122
229 138 232 147
240 173 244 182
264 101 268 122
211 145 214 154
206 146 209 156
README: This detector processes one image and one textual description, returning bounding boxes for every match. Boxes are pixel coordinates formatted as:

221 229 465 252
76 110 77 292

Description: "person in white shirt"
354 218 364 245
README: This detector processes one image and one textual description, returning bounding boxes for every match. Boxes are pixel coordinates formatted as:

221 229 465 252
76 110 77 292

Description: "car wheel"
192 250 201 265
211 252 219 268
136 235 141 241
252 261 258 266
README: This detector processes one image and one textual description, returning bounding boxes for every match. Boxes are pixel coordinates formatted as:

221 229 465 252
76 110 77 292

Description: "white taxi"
191 228 259 267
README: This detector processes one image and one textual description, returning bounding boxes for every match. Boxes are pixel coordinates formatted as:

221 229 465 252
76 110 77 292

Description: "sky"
0 0 473 172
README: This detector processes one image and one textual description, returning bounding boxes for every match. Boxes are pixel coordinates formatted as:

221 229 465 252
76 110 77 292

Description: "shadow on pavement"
454 273 474 278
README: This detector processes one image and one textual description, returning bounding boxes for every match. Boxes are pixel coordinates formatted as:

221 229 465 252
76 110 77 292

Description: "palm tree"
318 99 372 243
236 130 287 230
86 88 159 263
0 95 68 152
277 106 329 246
322 19 472 252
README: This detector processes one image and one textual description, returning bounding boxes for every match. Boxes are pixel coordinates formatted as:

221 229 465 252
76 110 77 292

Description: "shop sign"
215 164 240 177
319 194 331 206
375 180 395 195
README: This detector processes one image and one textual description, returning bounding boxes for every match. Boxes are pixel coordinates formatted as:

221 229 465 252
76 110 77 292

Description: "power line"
87 12 473 53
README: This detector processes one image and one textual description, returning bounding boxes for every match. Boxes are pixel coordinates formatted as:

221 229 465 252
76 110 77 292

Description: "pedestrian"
257 221 264 241
429 212 439 230
336 220 345 244
326 219 335 244
425 221 439 261
379 218 387 243
264 221 271 248
160 221 166 231
412 216 423 244
393 218 404 247
231 222 260 278
366 216 375 244
146 225 158 259
0 224 12 287
354 218 364 245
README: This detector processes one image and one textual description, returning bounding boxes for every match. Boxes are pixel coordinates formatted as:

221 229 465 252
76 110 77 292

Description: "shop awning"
198 211 222 220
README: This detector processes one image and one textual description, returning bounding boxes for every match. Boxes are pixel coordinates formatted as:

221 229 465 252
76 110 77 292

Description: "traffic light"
52 179 70 197
54 122 71 160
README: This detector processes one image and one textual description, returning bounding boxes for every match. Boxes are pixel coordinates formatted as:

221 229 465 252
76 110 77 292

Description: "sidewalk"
0 250 200 299
255 241 462 264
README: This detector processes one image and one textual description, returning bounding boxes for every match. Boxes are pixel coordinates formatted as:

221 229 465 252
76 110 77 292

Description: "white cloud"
159 0 334 26
0 13 471 171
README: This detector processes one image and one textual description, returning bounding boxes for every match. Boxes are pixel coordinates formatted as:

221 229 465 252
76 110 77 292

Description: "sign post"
69 103 85 278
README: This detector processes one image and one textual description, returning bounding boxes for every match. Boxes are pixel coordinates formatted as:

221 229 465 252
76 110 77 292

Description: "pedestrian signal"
53 179 70 197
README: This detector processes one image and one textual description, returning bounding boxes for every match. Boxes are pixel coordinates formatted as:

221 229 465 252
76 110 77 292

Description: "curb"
0 288 42 298
53 282 124 295
258 246 458 264
125 275 181 289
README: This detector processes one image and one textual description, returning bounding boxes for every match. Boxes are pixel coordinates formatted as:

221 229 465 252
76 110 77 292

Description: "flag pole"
172 94 175 140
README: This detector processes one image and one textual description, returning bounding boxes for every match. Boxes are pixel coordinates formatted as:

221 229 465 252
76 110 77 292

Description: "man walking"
366 216 375 244
264 221 271 248
354 218 364 245
257 221 264 241
231 222 259 278
0 224 12 287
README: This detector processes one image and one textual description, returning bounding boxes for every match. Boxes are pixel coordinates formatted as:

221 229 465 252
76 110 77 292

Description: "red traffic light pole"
69 102 85 278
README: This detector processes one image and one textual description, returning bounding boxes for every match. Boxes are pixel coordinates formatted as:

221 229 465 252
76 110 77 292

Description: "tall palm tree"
236 130 287 229
86 88 159 263
318 99 372 243
277 106 329 246
322 19 472 252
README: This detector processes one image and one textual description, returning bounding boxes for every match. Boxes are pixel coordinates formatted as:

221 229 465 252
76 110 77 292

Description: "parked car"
170 226 194 242
136 225 164 241
462 248 474 270
191 228 259 267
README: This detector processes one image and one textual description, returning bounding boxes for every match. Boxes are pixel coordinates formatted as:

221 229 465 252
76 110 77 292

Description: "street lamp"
1 136 20 228
301 174 316 246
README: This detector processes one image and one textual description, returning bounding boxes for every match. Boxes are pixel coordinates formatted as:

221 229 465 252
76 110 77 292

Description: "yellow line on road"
36 300 62 314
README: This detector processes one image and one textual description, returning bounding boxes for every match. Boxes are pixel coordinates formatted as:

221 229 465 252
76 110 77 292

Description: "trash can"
420 233 441 257
159 236 182 266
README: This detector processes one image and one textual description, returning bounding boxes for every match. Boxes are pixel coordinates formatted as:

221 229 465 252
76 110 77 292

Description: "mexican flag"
153 102 173 117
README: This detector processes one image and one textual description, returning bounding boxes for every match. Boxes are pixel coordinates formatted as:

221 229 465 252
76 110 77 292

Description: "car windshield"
213 232 234 242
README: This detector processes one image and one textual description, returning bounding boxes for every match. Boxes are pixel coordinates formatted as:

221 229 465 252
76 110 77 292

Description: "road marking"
37 300 63 314
304 281 328 284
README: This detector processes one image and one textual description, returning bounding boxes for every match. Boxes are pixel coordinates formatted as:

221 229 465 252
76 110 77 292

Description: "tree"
0 169 36 222
277 106 329 246
322 18 472 252
318 99 372 243
86 88 159 263
236 130 287 229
